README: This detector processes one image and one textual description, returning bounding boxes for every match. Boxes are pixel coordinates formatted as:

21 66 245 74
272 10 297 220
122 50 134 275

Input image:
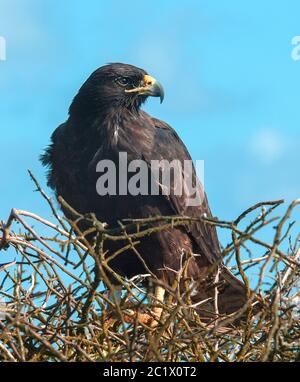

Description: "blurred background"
0 0 300 253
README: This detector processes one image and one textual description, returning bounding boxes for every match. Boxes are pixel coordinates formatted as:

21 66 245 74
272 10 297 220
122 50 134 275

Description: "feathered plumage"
41 63 249 320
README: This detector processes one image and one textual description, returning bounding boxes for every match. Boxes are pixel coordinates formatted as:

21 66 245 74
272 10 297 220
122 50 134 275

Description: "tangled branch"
0 173 299 362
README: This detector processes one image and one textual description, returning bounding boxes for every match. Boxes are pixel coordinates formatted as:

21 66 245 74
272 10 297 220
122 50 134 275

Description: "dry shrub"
0 172 299 362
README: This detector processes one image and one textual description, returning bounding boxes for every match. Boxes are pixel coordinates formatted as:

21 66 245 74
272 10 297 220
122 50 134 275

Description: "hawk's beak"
125 75 164 103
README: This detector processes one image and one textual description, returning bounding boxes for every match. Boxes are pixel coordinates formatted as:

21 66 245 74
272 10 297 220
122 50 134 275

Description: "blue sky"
0 0 300 253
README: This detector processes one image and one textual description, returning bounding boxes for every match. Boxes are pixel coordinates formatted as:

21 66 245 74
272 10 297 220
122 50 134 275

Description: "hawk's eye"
116 76 130 86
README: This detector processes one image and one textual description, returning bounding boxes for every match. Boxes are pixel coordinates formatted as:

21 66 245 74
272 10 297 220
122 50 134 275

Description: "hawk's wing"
142 113 222 265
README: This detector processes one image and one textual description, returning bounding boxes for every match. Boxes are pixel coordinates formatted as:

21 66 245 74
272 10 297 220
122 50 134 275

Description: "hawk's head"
69 63 164 118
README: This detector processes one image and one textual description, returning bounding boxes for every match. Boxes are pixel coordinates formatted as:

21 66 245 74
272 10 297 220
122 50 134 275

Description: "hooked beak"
125 74 164 103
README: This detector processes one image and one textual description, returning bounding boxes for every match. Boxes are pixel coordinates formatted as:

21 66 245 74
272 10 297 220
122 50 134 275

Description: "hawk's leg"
150 285 165 328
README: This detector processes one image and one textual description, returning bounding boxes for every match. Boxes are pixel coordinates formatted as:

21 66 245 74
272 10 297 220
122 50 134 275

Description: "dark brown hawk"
41 63 248 323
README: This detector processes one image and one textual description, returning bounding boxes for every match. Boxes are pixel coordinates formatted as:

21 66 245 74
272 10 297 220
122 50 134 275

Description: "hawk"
41 63 248 324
